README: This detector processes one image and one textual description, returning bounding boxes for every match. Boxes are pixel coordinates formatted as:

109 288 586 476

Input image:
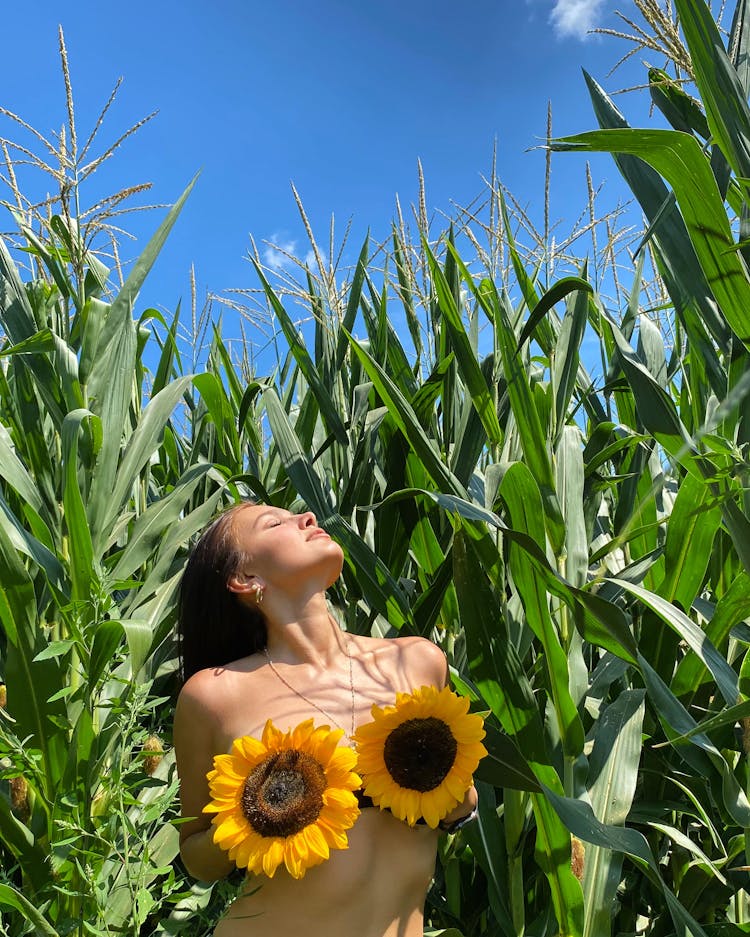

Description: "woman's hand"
438 784 479 832
180 825 236 882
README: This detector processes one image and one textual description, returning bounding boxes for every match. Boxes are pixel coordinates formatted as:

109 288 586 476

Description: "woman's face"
229 504 344 597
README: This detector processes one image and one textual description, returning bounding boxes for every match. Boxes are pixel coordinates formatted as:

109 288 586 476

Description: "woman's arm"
174 674 235 882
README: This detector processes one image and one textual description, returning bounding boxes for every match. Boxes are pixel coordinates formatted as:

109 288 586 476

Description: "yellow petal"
261 719 284 749
290 718 317 749
261 838 285 877
236 735 269 762
443 771 469 801
302 821 330 861
323 787 359 810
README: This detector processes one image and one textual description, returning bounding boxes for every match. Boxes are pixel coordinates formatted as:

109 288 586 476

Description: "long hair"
178 503 267 683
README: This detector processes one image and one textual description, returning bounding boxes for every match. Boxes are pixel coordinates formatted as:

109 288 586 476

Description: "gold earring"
253 585 264 605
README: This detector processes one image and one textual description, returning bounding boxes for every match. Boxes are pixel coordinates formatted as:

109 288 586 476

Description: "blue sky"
1 0 656 367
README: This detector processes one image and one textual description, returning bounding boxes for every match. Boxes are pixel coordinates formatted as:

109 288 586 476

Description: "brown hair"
177 504 267 682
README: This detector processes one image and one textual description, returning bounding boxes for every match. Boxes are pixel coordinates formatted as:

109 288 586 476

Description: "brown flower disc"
241 749 327 837
383 716 458 792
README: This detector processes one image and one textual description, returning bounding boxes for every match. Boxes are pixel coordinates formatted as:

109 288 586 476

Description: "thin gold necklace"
262 634 356 743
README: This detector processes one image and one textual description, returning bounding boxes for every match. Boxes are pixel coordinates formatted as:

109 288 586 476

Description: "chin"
323 544 345 587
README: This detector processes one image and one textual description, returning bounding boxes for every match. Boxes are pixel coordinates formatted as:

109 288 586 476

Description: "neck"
263 592 347 667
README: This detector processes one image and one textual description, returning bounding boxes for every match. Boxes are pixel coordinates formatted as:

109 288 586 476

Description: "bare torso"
175 634 449 937
215 811 437 937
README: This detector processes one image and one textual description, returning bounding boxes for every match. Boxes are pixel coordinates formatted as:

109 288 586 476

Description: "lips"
307 529 331 541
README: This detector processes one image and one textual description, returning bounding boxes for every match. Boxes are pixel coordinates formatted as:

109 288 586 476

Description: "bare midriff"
213 810 438 937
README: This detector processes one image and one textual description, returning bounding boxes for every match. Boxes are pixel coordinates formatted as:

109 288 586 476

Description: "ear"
227 571 263 595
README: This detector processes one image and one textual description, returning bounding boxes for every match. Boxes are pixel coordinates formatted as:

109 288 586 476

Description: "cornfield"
2 1 750 934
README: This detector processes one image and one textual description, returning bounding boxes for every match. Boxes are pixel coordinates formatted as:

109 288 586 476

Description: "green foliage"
4 2 750 935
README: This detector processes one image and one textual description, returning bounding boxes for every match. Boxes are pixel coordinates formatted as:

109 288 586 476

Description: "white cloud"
549 0 605 39
261 237 322 273
262 233 299 271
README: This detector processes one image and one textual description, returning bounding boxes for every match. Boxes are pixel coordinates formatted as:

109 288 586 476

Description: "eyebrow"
255 510 289 526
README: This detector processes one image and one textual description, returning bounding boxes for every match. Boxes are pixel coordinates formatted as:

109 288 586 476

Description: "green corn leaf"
193 371 239 464
613 578 738 707
0 521 68 792
551 282 590 441
0 423 43 511
109 463 213 582
499 462 585 759
0 884 59 936
145 304 181 395
517 276 593 349
583 72 731 355
637 654 750 827
424 239 502 447
89 618 125 685
361 276 418 398
475 278 567 547
474 723 542 793
648 67 710 138
252 259 348 447
557 425 588 590
0 494 67 601
127 489 227 617
543 787 708 937
582 690 645 937
463 782 515 935
87 177 197 538
658 472 721 609
378 485 639 664
0 327 55 357
673 0 750 182
91 175 198 369
0 239 66 426
553 127 750 349
648 821 727 884
62 409 96 603
454 529 584 937
93 375 195 556
672 571 750 697
652 697 750 746
605 315 696 460
336 235 369 371
392 229 424 363
344 329 467 497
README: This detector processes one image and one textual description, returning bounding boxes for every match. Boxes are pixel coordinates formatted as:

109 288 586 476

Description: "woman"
174 502 478 937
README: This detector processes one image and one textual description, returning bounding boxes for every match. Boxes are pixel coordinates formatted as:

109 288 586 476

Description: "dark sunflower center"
241 749 327 837
383 716 457 792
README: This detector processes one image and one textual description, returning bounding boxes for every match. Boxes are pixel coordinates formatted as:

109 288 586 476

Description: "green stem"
505 789 526 937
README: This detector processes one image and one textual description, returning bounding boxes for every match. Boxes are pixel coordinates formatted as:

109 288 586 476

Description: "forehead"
234 504 292 528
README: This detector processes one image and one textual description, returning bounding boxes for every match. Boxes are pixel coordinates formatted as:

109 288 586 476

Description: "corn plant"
4 4 750 936
0 43 254 931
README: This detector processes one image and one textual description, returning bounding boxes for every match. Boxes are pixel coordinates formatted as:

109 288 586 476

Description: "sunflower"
353 685 487 829
204 718 361 879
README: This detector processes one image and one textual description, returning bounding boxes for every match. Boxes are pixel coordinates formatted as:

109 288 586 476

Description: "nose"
299 511 317 528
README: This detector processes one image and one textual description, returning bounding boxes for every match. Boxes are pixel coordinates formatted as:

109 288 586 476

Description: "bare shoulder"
353 633 447 690
392 635 448 686
175 657 259 728
175 667 223 720
174 669 225 746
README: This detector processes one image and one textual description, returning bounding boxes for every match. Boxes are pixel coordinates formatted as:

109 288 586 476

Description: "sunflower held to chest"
204 718 361 879
353 684 487 828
